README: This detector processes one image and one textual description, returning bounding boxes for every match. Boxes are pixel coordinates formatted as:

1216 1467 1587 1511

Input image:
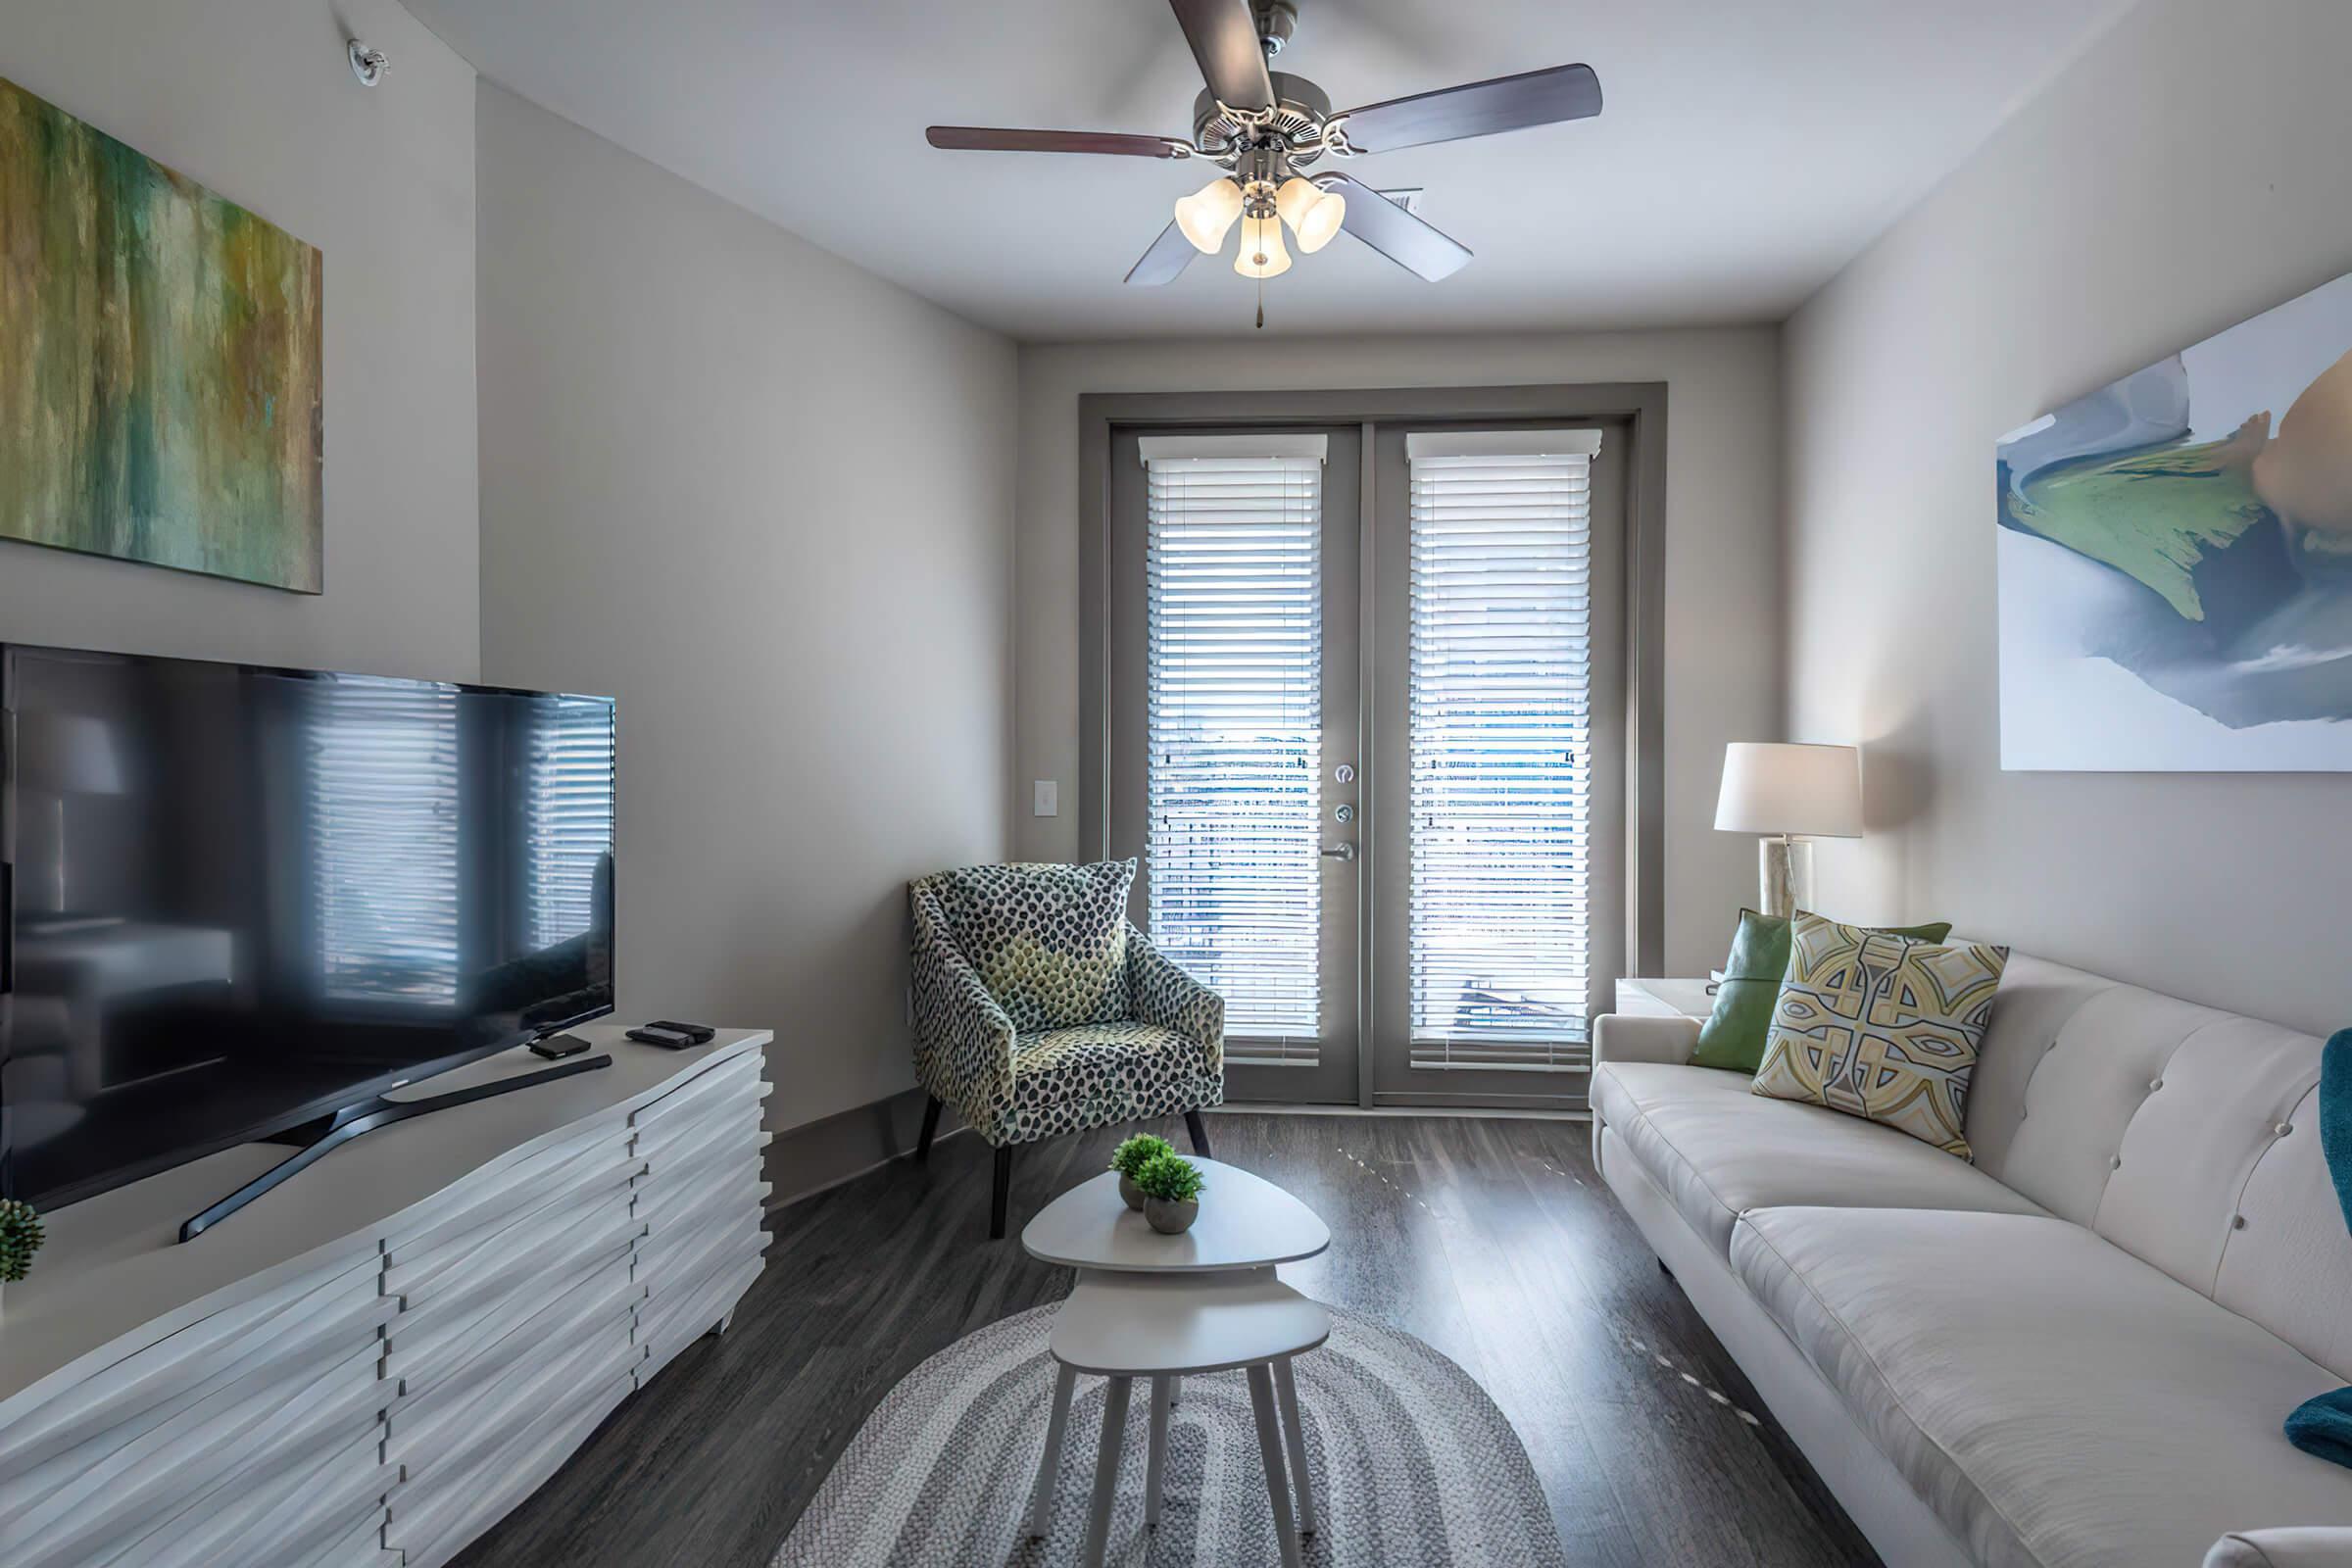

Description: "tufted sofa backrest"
1965 954 2350 1379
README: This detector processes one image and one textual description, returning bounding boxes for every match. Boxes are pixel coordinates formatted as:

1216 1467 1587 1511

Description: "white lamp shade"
1173 176 1244 253
1714 742 1861 838
1233 213 1291 277
16 711 125 795
1274 176 1345 253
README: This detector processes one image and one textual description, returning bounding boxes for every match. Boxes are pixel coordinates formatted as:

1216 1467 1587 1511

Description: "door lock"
1333 803 1355 824
1333 762 1356 784
1320 843 1357 862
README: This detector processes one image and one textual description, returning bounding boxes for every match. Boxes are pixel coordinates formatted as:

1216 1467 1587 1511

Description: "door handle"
1320 843 1356 862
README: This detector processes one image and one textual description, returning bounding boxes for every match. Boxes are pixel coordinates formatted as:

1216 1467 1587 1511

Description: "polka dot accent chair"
908 860 1225 1239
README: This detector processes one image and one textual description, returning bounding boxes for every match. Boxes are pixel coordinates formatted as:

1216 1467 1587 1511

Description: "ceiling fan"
925 0 1601 312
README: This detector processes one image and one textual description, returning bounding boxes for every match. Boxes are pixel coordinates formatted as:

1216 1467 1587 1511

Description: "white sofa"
1592 953 2352 1568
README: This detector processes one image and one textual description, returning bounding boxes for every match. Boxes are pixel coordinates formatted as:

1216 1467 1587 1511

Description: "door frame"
1077 383 1669 1109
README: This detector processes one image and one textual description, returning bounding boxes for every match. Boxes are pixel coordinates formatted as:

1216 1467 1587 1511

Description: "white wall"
474 84 1018 1131
1785 0 2352 1032
0 0 479 681
1014 330 1783 977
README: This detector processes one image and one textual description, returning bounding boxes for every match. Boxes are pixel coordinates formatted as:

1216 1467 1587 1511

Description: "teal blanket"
2286 1028 2352 1468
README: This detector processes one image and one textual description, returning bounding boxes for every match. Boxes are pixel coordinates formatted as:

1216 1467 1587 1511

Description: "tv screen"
1 644 616 1210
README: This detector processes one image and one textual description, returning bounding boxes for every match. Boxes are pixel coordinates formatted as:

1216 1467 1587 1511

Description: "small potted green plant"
1109 1134 1174 1211
0 1199 43 1313
1132 1152 1205 1235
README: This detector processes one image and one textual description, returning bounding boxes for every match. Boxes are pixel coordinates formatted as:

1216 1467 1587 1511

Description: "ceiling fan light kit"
1234 212 1291 278
1174 175 1246 251
1275 175 1345 254
924 0 1602 321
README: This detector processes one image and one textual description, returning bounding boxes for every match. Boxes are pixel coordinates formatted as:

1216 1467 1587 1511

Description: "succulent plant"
1132 1152 1205 1204
0 1199 43 1285
1110 1133 1175 1179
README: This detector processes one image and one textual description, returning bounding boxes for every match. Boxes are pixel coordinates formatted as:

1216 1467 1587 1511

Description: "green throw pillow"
1690 908 1955 1073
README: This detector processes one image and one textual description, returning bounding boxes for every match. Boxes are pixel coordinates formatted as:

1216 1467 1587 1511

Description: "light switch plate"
1032 779 1058 817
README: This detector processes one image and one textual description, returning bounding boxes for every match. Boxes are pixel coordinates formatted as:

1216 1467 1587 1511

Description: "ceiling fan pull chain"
1256 271 1265 331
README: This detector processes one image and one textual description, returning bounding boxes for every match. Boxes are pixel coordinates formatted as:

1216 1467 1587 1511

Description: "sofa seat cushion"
1000 1023 1216 1146
1592 1060 2043 1257
1732 1206 2352 1568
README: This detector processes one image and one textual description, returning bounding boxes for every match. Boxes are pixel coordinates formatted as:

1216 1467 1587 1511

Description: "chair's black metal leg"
915 1096 943 1163
1185 1109 1212 1158
990 1145 1013 1241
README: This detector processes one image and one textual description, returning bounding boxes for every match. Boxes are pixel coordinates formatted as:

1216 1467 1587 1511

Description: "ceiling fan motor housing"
1192 71 1332 166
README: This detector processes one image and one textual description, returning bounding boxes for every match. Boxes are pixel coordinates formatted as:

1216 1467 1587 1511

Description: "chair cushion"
1593 1061 2043 1257
1752 911 2009 1158
1731 1205 2352 1568
920 860 1135 1033
1003 1023 1217 1146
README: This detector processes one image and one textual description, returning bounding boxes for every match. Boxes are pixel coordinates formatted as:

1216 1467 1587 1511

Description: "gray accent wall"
0 0 480 681
474 84 1018 1131
1784 0 2352 1033
1012 332 1784 978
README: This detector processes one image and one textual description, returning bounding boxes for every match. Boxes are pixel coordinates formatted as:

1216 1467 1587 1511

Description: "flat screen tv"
0 643 616 1219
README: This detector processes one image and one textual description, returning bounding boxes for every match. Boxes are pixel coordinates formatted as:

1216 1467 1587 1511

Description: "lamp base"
1758 836 1815 921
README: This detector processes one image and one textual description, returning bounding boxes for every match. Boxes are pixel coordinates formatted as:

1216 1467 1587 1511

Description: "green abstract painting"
0 76 322 592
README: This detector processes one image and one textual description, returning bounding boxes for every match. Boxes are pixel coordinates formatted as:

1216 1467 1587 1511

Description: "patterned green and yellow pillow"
925 860 1136 1034
1692 907 1954 1073
1752 910 2008 1159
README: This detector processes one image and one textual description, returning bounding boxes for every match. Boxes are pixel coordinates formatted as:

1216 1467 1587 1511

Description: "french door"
1108 427 1362 1102
1106 419 1626 1109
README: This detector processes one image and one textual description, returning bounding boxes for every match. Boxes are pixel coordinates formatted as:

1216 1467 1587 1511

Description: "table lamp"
17 710 126 914
1713 743 1861 919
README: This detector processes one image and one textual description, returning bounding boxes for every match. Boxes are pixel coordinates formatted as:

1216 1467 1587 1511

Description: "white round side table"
1020 1159 1334 1568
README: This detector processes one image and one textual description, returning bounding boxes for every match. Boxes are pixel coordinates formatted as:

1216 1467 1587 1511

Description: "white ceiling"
405 0 2132 341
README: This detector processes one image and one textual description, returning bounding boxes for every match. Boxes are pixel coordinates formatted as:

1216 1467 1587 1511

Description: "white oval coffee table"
1021 1159 1332 1568
1022 1158 1332 1273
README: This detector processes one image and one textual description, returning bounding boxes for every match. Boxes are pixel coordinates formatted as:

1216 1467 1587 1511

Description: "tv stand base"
179 1053 612 1242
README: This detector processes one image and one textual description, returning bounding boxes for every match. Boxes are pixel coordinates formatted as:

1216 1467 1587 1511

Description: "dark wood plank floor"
453 1111 1878 1568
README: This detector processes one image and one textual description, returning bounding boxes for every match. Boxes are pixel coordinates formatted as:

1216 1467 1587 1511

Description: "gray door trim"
1080 382 1668 990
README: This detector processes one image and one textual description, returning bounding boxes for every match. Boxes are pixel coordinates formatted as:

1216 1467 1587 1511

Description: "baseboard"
762 1094 1592 1213
1219 1102 1592 1122
761 1087 970 1209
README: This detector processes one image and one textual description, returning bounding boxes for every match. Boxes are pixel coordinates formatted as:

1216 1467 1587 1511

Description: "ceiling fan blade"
1125 220 1198 286
1335 63 1601 154
1167 0 1276 112
1317 173 1471 281
925 125 1184 158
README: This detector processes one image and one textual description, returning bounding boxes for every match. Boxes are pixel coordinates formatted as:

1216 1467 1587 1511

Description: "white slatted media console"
0 1027 774 1568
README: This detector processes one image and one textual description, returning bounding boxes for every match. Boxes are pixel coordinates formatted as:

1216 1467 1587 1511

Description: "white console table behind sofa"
0 1026 773 1568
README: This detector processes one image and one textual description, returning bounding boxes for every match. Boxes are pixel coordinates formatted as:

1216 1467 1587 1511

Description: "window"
1142 436 1325 1054
524 695 615 951
310 675 463 1004
1405 430 1602 1071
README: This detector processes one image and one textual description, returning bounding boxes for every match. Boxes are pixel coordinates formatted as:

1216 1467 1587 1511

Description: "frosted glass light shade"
1275 176 1345 253
1233 213 1291 277
1714 743 1863 839
1173 177 1244 253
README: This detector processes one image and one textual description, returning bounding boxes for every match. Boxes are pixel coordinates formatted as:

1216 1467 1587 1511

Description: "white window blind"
310 675 463 1004
1405 429 1602 1072
525 695 615 951
1143 439 1325 1058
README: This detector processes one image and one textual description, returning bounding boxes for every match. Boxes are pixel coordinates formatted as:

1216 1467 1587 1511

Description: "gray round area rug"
772 1301 1566 1568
